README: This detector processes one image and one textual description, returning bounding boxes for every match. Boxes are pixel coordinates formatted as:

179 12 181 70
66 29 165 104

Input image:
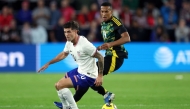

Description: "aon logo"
0 52 25 67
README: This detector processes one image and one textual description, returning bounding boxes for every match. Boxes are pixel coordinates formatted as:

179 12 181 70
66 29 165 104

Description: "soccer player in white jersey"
38 21 104 109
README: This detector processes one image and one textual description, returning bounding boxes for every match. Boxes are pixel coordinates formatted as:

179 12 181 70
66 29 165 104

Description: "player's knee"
55 83 58 90
55 83 63 90
55 82 66 90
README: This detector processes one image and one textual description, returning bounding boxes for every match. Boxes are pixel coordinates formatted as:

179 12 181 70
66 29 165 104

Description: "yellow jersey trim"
111 17 122 26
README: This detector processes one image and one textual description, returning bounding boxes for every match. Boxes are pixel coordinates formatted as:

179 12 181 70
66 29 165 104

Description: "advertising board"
40 43 190 72
0 44 36 72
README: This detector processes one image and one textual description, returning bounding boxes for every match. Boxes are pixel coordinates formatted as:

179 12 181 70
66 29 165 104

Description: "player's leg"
91 56 124 105
73 87 89 102
55 75 78 109
54 68 93 109
54 88 89 109
66 69 90 102
91 56 116 95
105 55 124 75
54 68 89 109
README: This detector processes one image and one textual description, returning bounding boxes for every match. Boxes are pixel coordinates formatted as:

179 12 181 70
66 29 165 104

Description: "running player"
38 21 104 109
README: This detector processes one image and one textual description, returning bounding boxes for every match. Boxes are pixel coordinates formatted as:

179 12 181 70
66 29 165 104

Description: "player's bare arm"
98 32 131 50
93 51 104 86
38 52 69 73
109 32 131 47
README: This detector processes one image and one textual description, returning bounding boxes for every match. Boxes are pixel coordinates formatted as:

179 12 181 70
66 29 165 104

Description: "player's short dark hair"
63 21 79 30
101 2 112 8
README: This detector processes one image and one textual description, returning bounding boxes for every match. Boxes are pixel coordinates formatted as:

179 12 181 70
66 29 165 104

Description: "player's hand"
94 75 103 86
97 46 101 51
37 63 49 73
97 43 111 50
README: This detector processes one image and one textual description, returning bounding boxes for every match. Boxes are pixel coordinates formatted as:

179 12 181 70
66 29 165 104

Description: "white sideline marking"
0 105 44 108
175 75 183 80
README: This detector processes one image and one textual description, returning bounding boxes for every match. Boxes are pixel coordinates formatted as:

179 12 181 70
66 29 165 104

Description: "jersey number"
80 75 86 79
103 31 107 39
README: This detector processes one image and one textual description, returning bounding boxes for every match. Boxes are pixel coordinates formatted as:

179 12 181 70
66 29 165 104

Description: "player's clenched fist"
97 43 112 50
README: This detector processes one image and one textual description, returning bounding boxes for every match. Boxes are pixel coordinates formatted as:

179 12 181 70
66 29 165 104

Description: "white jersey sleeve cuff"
91 49 97 57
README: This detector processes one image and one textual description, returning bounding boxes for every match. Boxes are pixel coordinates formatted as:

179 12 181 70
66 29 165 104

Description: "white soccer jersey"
63 36 98 78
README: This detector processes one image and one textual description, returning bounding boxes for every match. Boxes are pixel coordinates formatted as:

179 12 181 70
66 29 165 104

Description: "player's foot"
53 101 63 109
104 92 115 106
53 102 72 109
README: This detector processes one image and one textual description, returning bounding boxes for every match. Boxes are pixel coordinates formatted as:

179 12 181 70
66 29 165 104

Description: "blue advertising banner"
0 44 36 72
122 43 190 72
40 43 190 73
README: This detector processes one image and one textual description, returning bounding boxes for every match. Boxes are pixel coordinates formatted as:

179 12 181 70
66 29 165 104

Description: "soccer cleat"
104 92 115 106
53 101 63 109
53 102 72 109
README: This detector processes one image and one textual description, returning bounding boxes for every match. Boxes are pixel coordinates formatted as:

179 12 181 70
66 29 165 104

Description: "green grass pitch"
0 73 190 109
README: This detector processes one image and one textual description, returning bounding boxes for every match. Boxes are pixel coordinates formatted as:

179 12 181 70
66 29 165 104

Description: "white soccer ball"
102 103 117 109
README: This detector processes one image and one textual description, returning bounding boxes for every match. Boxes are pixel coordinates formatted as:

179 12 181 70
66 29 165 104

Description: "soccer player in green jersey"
54 2 131 108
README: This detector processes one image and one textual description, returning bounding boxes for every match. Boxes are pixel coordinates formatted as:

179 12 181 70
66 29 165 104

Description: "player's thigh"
103 56 124 75
76 74 95 89
103 56 112 75
114 57 124 71
56 77 74 90
65 68 78 78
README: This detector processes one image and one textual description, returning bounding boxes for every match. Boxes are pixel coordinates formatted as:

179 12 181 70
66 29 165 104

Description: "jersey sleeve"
83 39 97 56
117 25 128 34
63 41 69 53
111 17 128 34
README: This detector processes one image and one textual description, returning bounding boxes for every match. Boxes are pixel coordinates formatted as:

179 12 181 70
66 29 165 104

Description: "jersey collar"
73 35 80 46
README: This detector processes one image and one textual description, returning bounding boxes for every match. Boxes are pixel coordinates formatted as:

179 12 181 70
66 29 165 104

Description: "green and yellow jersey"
101 16 128 58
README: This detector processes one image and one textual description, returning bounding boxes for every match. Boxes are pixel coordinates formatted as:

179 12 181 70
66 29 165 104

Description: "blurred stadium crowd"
0 0 190 43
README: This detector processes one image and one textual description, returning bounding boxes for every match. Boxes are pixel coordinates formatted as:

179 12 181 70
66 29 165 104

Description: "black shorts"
97 55 124 76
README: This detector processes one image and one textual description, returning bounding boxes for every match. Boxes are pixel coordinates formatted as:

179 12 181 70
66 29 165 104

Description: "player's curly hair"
63 21 79 31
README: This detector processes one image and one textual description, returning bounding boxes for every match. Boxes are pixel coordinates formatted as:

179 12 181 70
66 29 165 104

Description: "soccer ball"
102 103 117 109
